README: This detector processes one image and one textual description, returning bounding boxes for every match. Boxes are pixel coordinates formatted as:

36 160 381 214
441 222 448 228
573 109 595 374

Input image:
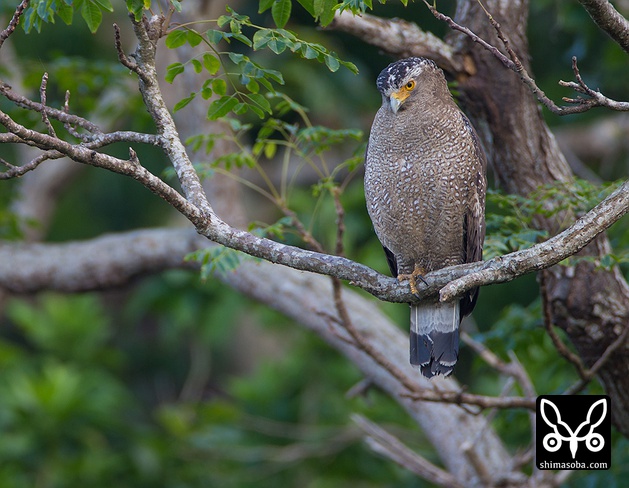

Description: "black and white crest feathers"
376 57 438 96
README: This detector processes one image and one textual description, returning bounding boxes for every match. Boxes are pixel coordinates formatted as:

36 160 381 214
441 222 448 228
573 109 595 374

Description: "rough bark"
578 0 629 54
451 1 629 433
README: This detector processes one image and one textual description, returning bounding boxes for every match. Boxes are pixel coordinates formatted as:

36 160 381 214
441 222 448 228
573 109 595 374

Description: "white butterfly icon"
539 398 607 459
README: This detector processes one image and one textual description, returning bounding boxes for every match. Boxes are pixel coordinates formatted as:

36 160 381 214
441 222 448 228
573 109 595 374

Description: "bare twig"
559 56 629 112
38 73 57 137
0 0 29 50
113 23 139 73
565 325 629 395
331 276 419 393
332 186 345 257
0 150 63 180
0 81 102 133
541 277 590 381
402 388 535 410
0 108 202 222
422 0 629 114
62 90 86 141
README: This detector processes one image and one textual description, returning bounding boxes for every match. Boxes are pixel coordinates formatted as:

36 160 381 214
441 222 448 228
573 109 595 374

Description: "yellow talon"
397 264 427 296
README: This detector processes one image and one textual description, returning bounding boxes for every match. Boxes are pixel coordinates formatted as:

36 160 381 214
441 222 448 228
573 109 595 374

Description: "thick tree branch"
328 11 472 77
577 0 629 54
0 228 203 292
0 222 535 484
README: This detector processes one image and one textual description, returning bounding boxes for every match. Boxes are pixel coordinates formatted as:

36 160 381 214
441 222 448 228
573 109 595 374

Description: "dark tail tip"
410 330 460 378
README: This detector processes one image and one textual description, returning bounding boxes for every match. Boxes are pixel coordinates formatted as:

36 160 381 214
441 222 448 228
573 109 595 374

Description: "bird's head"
376 57 443 114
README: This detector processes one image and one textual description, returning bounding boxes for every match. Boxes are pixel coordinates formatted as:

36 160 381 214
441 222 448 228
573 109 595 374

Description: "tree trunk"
453 0 629 434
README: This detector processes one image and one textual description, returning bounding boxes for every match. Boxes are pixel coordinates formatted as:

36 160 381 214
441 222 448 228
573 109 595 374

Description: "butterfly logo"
539 398 607 459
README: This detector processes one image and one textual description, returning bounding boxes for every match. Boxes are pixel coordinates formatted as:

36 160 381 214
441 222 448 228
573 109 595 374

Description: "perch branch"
438 179 629 301
2 12 628 314
2 78 629 306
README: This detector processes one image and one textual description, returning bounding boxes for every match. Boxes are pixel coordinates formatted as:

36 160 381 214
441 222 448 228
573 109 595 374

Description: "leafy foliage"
163 6 357 122
484 179 624 261
0 283 426 487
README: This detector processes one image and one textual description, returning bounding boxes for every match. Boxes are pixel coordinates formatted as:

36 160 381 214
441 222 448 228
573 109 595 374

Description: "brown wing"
460 115 487 318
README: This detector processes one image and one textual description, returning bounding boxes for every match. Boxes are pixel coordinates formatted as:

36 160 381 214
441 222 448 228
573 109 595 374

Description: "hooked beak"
390 89 410 113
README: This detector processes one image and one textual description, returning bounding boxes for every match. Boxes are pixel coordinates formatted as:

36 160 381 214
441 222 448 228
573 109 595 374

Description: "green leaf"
206 29 226 44
259 0 275 13
174 93 196 112
324 53 340 72
191 59 203 73
165 30 188 49
126 0 145 20
317 0 337 26
201 81 213 99
94 0 114 12
233 103 249 115
81 0 103 33
296 0 316 16
217 15 231 28
301 44 319 59
202 53 221 75
264 142 277 159
247 79 260 93
248 105 265 119
37 0 53 20
211 79 227 96
228 52 246 65
252 29 271 50
341 59 359 74
231 33 253 47
187 246 246 279
56 2 74 25
207 96 238 119
260 68 284 84
272 0 292 29
186 30 203 47
268 37 287 54
246 93 272 115
165 62 185 83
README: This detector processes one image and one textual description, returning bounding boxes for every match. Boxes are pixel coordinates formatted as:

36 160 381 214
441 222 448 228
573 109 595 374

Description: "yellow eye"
405 80 416 91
